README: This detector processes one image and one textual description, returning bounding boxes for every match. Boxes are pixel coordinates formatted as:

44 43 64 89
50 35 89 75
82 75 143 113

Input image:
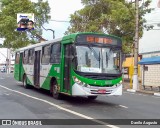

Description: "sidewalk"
123 81 160 96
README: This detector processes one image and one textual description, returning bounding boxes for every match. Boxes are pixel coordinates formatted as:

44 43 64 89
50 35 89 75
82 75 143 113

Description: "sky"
1 0 83 64
42 0 160 54
1 0 160 53
0 48 14 64
139 0 160 53
41 0 83 40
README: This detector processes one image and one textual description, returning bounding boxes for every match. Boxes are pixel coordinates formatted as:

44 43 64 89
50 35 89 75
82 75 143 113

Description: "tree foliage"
0 0 50 49
66 0 153 54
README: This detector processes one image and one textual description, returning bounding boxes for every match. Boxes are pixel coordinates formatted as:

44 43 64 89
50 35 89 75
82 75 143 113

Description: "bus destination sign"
76 34 120 46
86 36 112 44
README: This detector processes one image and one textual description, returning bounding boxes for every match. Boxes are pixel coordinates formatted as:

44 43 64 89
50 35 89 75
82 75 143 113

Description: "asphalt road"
0 73 160 128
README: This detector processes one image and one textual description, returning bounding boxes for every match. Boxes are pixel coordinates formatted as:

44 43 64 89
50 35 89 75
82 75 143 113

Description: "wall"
141 52 160 87
142 64 160 87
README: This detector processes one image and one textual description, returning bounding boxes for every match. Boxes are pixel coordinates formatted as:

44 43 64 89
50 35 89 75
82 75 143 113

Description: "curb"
136 90 154 95
126 89 160 96
126 89 136 93
125 89 156 95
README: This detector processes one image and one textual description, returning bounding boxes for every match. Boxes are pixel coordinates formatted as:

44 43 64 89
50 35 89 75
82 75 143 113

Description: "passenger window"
28 49 34 64
50 43 61 64
41 45 50 64
23 50 29 64
15 52 20 64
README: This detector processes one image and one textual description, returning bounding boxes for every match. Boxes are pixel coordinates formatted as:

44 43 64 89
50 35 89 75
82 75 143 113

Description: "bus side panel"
40 64 61 90
14 63 20 81
23 64 34 85
14 53 24 81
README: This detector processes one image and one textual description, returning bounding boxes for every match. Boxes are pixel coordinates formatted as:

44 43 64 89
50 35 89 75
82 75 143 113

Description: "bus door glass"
14 52 21 81
19 52 23 81
34 50 41 87
63 44 72 91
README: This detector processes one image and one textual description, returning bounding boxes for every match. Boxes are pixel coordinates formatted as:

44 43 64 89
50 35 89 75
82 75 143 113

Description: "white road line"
119 105 128 109
0 85 119 128
16 82 22 84
4 93 10 95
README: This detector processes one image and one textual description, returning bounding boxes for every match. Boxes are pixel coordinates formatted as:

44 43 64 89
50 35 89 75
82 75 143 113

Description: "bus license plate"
98 90 106 93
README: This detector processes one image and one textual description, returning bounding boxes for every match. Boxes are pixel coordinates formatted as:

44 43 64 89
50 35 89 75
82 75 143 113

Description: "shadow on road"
17 84 118 107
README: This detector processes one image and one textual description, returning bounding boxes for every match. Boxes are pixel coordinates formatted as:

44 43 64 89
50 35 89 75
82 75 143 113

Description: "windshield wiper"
88 45 101 61
106 52 108 67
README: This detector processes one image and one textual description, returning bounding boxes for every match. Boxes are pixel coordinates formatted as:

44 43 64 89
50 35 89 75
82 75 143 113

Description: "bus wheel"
88 96 97 100
23 75 29 89
51 81 61 99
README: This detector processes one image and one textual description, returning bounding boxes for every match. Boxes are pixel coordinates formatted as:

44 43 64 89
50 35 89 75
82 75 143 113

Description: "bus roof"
16 37 62 52
15 32 121 52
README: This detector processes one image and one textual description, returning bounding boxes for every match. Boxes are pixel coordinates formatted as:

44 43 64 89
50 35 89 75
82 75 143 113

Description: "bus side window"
15 52 20 64
42 45 50 65
23 50 29 64
113 52 120 70
28 49 34 64
50 43 61 64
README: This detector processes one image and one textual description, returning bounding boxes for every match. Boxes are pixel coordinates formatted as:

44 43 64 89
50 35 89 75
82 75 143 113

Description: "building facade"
0 48 14 72
138 0 160 90
139 51 160 89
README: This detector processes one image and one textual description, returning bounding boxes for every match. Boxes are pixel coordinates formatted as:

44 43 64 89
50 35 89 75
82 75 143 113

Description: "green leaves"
66 0 152 54
0 0 50 49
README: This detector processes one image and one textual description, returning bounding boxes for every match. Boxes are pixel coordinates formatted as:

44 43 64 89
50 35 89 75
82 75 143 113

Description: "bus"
14 32 123 100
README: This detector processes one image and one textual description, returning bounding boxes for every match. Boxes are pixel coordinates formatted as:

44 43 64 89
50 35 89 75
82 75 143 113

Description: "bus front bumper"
72 83 122 96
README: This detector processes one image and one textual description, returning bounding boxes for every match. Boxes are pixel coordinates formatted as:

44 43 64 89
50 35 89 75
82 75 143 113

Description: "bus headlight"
116 80 122 86
73 76 83 86
73 76 90 87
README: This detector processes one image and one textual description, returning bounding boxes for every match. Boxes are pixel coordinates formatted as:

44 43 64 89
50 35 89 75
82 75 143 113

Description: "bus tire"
88 96 97 100
51 80 61 99
23 75 30 89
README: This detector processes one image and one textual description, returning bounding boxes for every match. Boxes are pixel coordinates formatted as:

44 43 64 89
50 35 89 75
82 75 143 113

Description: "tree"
0 0 50 49
65 0 153 54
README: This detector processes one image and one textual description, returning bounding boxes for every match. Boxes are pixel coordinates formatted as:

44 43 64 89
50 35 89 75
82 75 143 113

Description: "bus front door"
19 53 23 81
14 52 23 81
63 45 72 92
34 51 41 87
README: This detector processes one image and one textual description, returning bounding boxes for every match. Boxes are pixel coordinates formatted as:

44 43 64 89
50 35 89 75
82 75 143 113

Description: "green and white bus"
14 32 122 100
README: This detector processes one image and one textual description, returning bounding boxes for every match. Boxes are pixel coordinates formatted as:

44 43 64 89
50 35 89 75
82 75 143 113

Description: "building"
139 51 160 91
138 0 160 90
123 55 141 80
0 48 14 72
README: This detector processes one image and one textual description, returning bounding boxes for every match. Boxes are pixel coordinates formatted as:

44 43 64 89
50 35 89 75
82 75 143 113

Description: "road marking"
16 82 22 84
119 105 128 109
0 85 119 128
5 93 11 95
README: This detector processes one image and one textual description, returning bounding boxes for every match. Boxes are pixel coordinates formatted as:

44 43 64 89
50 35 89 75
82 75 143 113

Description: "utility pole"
133 0 139 90
6 48 11 74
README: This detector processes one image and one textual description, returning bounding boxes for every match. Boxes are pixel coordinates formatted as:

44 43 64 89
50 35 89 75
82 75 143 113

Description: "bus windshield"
75 45 121 74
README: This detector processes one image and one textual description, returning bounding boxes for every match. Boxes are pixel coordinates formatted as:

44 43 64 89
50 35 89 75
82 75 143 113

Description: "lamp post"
133 0 139 90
